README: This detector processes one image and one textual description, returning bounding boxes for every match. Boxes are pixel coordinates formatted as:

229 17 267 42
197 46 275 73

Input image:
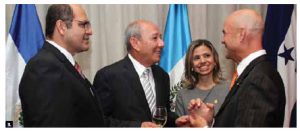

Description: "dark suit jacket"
214 55 286 127
19 42 136 127
93 56 178 127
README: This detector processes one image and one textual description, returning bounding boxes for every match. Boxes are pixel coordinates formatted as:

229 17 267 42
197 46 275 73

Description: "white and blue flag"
159 4 192 111
262 4 296 127
6 4 44 126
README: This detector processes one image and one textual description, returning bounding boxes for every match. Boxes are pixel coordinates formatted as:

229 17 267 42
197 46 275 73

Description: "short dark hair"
45 4 74 39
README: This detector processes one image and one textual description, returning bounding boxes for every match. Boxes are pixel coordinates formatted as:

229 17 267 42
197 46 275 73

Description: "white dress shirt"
237 50 267 76
47 40 75 66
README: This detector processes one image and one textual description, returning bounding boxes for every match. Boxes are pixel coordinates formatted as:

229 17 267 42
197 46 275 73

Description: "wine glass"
152 106 167 127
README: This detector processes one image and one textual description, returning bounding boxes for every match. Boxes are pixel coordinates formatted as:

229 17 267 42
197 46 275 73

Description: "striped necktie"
142 68 156 114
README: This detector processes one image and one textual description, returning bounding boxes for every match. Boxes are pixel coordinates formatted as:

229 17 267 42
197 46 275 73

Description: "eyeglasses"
73 19 91 30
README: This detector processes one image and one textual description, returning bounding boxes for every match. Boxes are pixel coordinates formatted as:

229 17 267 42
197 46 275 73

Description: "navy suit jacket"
214 55 286 127
93 56 178 127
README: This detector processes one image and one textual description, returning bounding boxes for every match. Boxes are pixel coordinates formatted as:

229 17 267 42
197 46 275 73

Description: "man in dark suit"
93 20 178 127
19 4 141 127
176 9 286 127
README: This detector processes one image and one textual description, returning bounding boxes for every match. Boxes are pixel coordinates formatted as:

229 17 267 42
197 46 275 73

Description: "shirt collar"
47 39 76 66
128 54 151 77
237 50 266 76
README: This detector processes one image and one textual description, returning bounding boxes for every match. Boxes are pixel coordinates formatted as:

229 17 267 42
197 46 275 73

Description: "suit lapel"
43 42 92 88
122 56 152 117
151 66 163 106
43 42 104 121
216 55 267 117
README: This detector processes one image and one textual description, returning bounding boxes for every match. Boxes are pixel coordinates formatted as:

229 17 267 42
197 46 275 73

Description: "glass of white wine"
152 106 167 127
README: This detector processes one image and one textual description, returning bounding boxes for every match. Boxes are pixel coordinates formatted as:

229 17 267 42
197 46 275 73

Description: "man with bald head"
177 9 286 127
93 20 178 127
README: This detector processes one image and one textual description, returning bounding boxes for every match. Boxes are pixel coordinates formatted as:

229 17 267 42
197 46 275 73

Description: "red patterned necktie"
74 62 85 78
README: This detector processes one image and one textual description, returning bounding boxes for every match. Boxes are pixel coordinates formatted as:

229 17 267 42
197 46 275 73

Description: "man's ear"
239 28 246 42
129 36 140 51
56 20 68 35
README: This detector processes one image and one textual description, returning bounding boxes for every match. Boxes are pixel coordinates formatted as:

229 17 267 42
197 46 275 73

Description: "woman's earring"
191 68 194 72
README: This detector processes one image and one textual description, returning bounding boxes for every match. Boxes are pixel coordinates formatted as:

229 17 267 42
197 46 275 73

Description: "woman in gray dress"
175 39 229 116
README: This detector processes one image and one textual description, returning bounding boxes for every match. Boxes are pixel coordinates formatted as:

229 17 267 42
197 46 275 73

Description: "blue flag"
262 4 296 127
9 4 45 63
159 4 192 111
6 4 44 127
160 4 191 73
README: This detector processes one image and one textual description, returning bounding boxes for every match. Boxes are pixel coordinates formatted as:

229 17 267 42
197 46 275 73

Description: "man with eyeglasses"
19 4 155 127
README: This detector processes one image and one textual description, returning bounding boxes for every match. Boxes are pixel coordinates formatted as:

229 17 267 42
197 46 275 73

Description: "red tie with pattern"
74 62 85 78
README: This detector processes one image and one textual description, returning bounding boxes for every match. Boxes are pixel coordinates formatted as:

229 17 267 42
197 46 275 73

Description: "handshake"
175 98 215 127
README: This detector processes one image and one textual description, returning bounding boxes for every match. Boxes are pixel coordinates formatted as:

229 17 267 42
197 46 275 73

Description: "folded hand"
175 115 190 127
141 122 160 128
188 98 214 127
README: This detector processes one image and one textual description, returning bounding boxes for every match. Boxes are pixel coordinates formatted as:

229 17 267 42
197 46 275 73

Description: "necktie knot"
143 68 150 78
75 62 85 78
